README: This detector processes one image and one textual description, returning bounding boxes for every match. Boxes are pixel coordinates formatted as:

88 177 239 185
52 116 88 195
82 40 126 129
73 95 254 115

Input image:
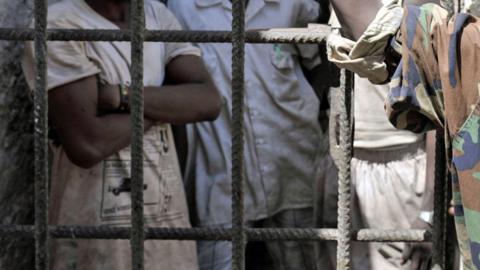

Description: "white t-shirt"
329 9 423 150
22 0 200 269
354 75 424 150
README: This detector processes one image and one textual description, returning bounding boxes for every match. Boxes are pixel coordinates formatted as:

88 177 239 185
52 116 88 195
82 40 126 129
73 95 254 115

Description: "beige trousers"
317 142 427 270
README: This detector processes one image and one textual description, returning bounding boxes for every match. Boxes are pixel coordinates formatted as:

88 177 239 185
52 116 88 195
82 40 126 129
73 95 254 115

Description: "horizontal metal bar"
355 229 432 242
0 25 331 44
0 225 430 242
246 228 338 241
0 225 232 241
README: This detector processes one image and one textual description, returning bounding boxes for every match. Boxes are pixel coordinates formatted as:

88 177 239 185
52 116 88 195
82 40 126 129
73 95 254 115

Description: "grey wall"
0 1 34 269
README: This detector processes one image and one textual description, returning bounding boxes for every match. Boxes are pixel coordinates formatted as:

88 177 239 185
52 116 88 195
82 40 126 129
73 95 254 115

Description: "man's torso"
169 0 325 225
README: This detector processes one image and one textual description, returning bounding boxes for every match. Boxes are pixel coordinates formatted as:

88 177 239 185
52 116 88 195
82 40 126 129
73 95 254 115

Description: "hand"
402 218 432 270
98 84 121 113
402 243 432 270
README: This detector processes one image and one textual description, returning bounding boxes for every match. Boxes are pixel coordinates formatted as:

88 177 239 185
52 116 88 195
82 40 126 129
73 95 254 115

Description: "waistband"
353 140 425 163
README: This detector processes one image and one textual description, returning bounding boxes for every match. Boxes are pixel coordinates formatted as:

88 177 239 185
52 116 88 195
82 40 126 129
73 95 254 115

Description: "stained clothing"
168 0 324 226
169 1 326 269
386 4 480 269
353 77 427 270
22 0 200 269
322 78 427 270
328 10 427 267
352 142 427 270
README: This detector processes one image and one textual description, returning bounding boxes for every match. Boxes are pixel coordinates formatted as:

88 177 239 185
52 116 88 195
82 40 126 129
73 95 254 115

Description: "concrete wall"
0 0 63 268
0 1 34 269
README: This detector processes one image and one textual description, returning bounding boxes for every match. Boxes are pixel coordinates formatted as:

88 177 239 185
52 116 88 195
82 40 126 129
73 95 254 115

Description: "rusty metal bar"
231 0 246 269
130 0 146 269
0 225 433 242
0 27 331 44
336 70 354 270
33 0 49 269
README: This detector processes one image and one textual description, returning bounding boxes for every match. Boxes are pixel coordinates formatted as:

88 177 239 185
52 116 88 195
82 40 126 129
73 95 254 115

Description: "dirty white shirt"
22 0 200 269
169 0 324 226
354 76 424 149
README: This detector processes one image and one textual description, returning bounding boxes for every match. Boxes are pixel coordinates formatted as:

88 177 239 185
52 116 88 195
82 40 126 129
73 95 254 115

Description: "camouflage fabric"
386 4 480 269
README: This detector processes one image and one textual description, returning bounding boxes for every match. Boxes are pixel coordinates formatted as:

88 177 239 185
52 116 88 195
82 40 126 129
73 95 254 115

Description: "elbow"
204 89 222 122
204 98 222 122
195 81 223 122
64 142 104 169
203 109 221 122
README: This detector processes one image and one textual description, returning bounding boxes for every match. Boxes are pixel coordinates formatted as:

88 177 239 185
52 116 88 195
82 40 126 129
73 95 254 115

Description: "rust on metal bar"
231 0 247 269
130 0 146 269
0 225 432 242
0 26 331 44
33 0 49 269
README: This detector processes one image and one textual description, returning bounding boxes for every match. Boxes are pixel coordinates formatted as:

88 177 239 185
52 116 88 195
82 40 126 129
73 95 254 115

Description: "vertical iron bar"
445 176 455 270
231 0 246 269
432 130 446 269
130 0 145 269
336 70 353 270
34 0 49 269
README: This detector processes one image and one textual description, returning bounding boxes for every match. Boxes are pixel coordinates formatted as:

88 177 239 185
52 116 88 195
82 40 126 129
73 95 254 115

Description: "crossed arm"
49 55 221 168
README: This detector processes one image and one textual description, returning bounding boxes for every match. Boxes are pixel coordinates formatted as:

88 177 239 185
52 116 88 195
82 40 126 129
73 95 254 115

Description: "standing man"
169 1 330 269
351 76 433 270
327 0 480 269
22 0 221 269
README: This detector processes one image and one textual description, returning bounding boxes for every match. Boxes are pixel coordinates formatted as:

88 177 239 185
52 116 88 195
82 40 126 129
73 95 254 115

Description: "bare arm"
144 55 221 124
49 76 154 169
330 0 382 40
329 0 440 40
99 55 221 125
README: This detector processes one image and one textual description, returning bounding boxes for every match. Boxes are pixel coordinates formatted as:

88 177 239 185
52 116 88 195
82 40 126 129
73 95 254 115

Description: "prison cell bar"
33 0 49 269
130 0 146 269
433 4 457 269
432 130 447 269
0 27 332 43
0 225 432 241
335 70 354 269
0 4 453 270
231 0 247 269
